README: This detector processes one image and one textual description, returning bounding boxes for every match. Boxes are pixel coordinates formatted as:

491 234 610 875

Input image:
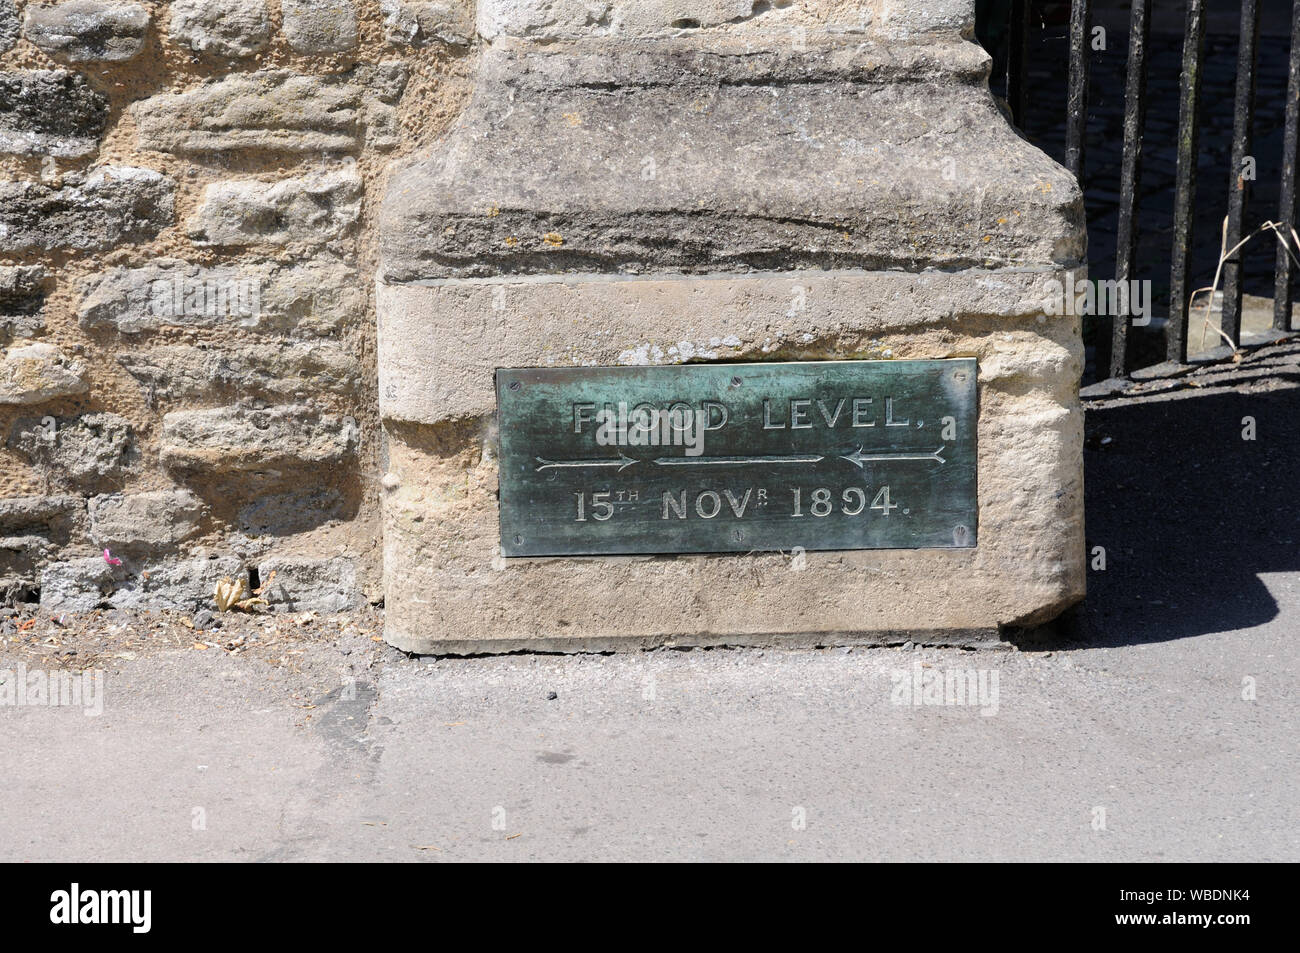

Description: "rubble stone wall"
1 0 475 612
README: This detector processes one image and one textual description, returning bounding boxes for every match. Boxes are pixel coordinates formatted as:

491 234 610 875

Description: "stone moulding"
376 1 1087 653
381 32 1085 283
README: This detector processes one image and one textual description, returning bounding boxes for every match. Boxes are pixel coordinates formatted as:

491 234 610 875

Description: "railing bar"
1168 0 1208 364
1007 0 1030 128
1065 0 1091 179
1221 0 1261 347
1111 0 1152 379
1274 0 1300 332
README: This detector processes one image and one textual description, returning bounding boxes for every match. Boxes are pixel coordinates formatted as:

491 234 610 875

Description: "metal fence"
983 0 1300 381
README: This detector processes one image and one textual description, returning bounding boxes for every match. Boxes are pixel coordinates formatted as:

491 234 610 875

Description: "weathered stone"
37 557 115 611
78 260 363 337
186 169 362 247
0 494 83 537
237 486 345 535
476 0 747 39
0 342 89 405
282 0 358 54
376 0 1085 653
78 259 259 333
1 496 83 595
133 69 406 155
110 556 245 610
160 404 359 474
257 556 359 612
22 1 149 62
379 270 1085 654
379 35 1080 281
470 0 968 39
40 555 244 612
0 495 84 575
0 70 107 159
167 0 270 58
381 0 472 46
8 412 136 489
0 166 174 253
116 341 361 401
88 489 204 554
0 265 47 342
380 271 1075 423
356 61 410 103
877 0 973 36
0 0 18 53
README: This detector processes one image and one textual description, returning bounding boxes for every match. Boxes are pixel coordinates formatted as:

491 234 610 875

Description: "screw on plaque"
953 525 970 545
513 534 523 545
731 376 743 387
508 380 521 391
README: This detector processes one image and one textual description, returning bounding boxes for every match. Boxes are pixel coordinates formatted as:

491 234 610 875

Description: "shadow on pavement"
1078 352 1300 647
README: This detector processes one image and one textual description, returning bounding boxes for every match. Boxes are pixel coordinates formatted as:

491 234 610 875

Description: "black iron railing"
983 0 1300 381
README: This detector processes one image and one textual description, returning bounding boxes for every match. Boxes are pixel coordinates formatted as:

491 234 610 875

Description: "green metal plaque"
496 359 977 557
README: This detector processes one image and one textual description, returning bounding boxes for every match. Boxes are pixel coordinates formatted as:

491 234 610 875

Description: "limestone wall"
1 0 1082 639
0 0 475 611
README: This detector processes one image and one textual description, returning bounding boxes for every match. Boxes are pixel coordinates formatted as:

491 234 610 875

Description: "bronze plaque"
496 359 977 557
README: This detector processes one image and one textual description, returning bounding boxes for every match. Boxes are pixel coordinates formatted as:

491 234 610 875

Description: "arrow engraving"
654 454 824 467
536 453 638 472
655 452 826 468
840 446 947 468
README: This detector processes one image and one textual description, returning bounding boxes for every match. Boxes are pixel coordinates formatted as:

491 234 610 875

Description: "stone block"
0 342 89 405
1 495 84 586
0 0 17 53
0 494 84 538
77 259 363 337
0 166 173 253
40 555 245 612
167 0 270 58
116 341 360 401
257 556 359 612
23 1 149 62
133 69 406 155
8 412 136 489
186 169 362 247
159 404 359 474
0 70 109 159
380 37 1079 283
473 0 973 40
37 557 116 612
378 271 1084 652
382 0 472 46
88 489 204 555
282 0 358 54
0 265 47 342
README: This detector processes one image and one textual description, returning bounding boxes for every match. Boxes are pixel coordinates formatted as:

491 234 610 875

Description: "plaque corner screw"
508 380 521 391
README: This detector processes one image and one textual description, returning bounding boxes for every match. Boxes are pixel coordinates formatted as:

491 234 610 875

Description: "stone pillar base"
376 0 1087 653
378 270 1084 654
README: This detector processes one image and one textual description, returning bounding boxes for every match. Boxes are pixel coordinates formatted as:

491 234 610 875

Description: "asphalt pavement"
2 345 1298 862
